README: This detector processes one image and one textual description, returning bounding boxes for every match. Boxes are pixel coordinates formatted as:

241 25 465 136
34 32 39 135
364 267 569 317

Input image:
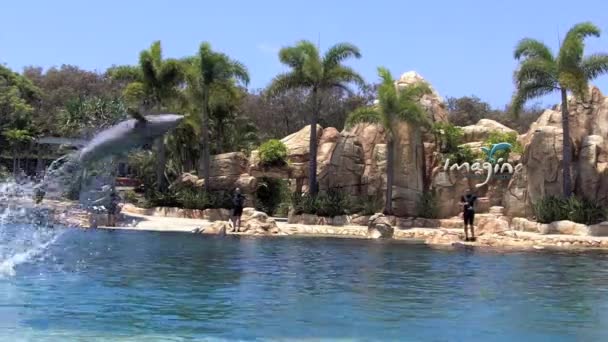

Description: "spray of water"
0 178 67 277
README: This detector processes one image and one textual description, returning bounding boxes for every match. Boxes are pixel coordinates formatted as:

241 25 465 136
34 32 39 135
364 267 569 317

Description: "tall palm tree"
268 40 364 196
346 67 432 214
123 41 183 191
512 22 608 197
184 42 249 191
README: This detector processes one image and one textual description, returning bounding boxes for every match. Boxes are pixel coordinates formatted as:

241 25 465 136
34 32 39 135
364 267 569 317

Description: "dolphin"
35 114 184 202
480 142 512 163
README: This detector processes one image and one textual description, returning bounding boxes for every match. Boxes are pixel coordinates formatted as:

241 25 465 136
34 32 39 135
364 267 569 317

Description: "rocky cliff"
175 75 608 219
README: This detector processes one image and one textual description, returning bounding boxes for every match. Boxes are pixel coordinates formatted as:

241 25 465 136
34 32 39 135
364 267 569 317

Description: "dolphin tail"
480 147 490 155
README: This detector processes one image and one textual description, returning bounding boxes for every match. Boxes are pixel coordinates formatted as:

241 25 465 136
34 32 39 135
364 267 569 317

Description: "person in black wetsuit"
460 189 478 241
231 187 245 232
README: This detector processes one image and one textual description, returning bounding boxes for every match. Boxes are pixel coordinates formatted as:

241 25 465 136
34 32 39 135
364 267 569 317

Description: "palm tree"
184 42 249 191
124 41 183 191
512 22 608 197
268 40 364 196
346 67 432 214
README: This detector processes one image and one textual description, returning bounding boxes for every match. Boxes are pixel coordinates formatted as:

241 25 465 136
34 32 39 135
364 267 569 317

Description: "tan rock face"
281 124 323 164
461 119 517 143
318 131 365 194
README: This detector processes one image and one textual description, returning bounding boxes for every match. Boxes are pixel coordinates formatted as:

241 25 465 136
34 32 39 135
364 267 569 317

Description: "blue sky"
1 0 607 108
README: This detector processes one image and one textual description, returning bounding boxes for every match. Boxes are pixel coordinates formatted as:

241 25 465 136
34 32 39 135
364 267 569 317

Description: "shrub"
482 131 522 164
350 195 384 216
123 190 141 205
255 178 289 216
315 189 351 217
258 139 288 167
417 191 439 219
291 189 353 217
432 122 464 153
533 196 606 225
443 145 481 164
0 165 9 181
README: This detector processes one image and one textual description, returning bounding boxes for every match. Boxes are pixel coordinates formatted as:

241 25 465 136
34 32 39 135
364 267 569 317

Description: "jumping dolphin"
481 142 512 163
35 113 184 201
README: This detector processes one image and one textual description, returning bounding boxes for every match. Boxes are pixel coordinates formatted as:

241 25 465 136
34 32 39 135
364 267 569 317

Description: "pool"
1 225 608 341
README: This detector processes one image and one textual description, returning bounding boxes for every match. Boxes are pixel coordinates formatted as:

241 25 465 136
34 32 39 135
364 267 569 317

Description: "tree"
125 41 184 191
268 40 364 195
0 65 40 153
184 42 249 191
512 22 608 197
346 67 432 214
2 129 33 176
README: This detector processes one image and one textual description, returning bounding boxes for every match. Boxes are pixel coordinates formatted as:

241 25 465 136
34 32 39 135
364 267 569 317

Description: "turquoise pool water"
1 225 608 341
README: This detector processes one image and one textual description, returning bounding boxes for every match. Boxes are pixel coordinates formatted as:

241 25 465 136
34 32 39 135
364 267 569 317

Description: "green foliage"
350 195 384 216
122 190 142 205
291 189 352 217
345 106 381 128
512 22 608 116
258 139 288 167
0 166 9 181
255 178 289 216
482 131 523 164
533 196 606 225
432 122 463 153
443 145 481 164
416 191 439 219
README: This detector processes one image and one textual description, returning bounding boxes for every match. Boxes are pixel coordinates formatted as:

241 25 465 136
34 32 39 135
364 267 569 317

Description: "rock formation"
172 74 608 221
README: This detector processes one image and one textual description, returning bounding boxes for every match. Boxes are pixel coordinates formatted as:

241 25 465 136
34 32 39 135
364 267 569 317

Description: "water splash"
0 179 65 277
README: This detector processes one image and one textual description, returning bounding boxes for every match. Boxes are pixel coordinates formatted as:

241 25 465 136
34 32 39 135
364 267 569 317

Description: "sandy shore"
91 212 608 252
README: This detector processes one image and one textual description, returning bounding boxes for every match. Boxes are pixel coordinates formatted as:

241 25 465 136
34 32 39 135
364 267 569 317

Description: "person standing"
460 189 478 241
231 188 245 232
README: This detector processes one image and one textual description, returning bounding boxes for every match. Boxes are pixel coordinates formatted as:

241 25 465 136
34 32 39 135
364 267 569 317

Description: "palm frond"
149 41 163 68
514 58 558 85
267 72 308 96
229 60 250 86
278 41 315 69
139 50 158 89
514 38 554 61
397 101 430 128
511 83 555 117
324 65 366 88
345 106 381 128
398 81 433 101
559 22 601 71
582 53 608 79
158 59 183 87
323 42 361 70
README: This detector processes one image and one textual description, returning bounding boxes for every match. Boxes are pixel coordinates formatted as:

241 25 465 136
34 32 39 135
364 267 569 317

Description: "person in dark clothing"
460 189 478 241
108 191 122 227
231 187 245 232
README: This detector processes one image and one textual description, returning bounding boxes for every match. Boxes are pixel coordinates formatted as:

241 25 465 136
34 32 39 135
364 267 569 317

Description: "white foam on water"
0 232 61 278
0 179 64 278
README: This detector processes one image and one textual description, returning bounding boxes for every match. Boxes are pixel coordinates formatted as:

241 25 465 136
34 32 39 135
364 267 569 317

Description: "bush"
482 131 522 164
350 195 384 216
255 178 289 216
123 190 141 205
443 145 481 164
0 165 9 181
291 189 353 217
417 191 439 219
258 139 288 167
432 122 464 153
533 196 606 225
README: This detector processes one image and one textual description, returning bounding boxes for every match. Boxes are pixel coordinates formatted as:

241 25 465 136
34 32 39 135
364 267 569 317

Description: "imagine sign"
443 142 523 188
